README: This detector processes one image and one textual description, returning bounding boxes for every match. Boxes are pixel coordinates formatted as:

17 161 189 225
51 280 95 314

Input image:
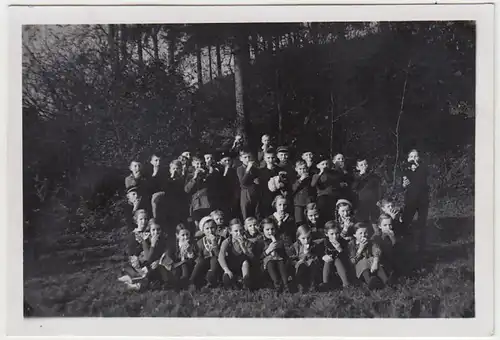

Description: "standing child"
352 158 382 224
377 198 403 235
148 154 169 225
218 219 254 290
125 187 151 229
332 153 354 203
301 150 316 175
259 148 281 218
320 221 350 289
336 199 356 241
401 149 430 251
219 151 240 220
349 222 388 290
237 150 261 220
190 216 224 289
268 195 296 244
276 146 295 181
255 218 290 292
304 203 324 240
257 134 273 167
291 160 316 225
164 159 188 229
160 224 197 290
125 160 151 208
288 225 322 292
311 155 344 221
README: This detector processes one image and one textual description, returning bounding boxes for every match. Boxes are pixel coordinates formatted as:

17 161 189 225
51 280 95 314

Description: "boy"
125 160 151 210
291 160 316 224
257 134 273 167
218 151 241 220
401 149 429 251
332 153 354 202
236 150 261 220
259 148 282 218
277 146 295 181
311 154 344 221
125 186 151 229
352 158 382 223
148 154 169 225
301 150 316 175
165 159 188 228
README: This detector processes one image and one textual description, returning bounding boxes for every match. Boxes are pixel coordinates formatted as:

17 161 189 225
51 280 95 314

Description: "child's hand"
402 176 410 188
246 161 254 171
340 182 348 188
266 242 277 254
224 268 234 279
151 234 159 246
151 260 159 269
370 261 378 273
130 256 140 268
322 255 333 262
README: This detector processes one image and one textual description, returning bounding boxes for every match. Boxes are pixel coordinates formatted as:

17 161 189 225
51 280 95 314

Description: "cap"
199 216 215 231
126 186 138 194
336 199 353 207
181 151 191 159
316 153 330 164
276 146 289 154
219 149 235 161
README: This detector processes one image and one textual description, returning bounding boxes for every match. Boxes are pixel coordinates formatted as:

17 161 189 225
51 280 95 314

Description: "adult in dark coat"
311 154 344 221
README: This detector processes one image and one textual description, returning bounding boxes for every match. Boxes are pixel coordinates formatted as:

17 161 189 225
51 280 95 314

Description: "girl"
372 214 399 276
190 216 224 289
218 219 254 290
320 221 350 289
349 222 388 290
352 158 382 224
160 224 196 290
291 160 316 225
288 225 321 292
311 155 344 221
304 203 324 240
255 218 290 292
268 195 296 244
336 199 356 241
377 198 403 234
184 156 217 225
244 217 262 244
237 150 261 220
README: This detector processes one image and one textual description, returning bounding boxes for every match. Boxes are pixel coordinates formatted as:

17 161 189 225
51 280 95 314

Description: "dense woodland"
22 22 475 241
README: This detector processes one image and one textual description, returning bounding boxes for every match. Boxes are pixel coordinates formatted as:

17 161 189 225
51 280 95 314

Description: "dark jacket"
184 169 219 213
403 162 429 203
291 176 316 207
352 171 382 206
237 164 260 196
311 169 344 198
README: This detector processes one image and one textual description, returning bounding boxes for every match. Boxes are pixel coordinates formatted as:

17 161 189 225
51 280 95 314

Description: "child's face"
170 163 180 175
130 161 141 174
245 220 258 235
150 224 161 237
220 157 231 168
213 214 224 226
307 209 319 225
275 198 287 213
408 150 419 163
382 202 394 214
264 153 276 166
317 160 329 171
338 205 351 218
277 152 288 163
230 224 244 238
298 233 311 246
177 229 190 243
379 218 393 233
356 160 368 173
240 153 251 165
192 160 202 169
326 228 340 242
262 135 270 145
150 156 161 168
127 191 138 204
302 152 313 164
262 223 276 239
296 164 308 176
179 156 188 165
204 154 213 166
355 228 368 242
136 213 147 231
333 154 345 168
203 222 216 237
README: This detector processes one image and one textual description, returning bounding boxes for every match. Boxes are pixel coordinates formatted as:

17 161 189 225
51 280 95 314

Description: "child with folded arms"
320 221 350 289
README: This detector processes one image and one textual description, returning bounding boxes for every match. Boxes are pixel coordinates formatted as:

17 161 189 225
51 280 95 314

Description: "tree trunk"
108 25 118 73
167 30 175 67
137 30 144 69
196 43 203 86
275 68 283 144
251 34 259 58
119 24 128 65
216 43 222 77
152 29 159 61
233 32 251 142
208 45 213 80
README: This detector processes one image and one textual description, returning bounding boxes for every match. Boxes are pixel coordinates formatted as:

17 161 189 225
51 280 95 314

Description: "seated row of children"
119 195 403 293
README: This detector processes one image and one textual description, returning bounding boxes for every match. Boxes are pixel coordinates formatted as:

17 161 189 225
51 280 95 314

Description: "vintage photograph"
22 21 475 318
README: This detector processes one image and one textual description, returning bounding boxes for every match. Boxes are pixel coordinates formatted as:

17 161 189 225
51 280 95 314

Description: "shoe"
125 282 141 291
367 276 380 290
222 273 232 289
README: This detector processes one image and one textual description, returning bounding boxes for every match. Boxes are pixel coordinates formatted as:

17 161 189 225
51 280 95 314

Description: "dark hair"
150 153 161 160
148 218 161 229
175 223 190 235
324 220 340 233
296 224 311 239
260 218 276 230
295 159 307 168
378 213 393 226
356 158 367 164
229 218 242 228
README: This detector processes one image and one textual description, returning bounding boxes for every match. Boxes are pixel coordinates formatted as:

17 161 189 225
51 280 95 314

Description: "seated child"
160 224 197 290
194 210 228 239
190 216 224 289
218 219 254 290
291 160 315 225
372 214 399 276
244 217 262 244
320 221 350 289
288 225 322 292
377 198 403 235
268 195 296 245
348 222 388 290
304 203 324 240
336 199 356 241
125 187 151 229
255 218 290 292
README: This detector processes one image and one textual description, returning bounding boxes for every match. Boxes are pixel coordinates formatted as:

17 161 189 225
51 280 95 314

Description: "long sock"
334 258 349 286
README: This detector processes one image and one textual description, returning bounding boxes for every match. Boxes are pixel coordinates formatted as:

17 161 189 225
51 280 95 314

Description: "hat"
316 153 330 164
199 216 215 232
181 151 191 159
336 199 352 207
219 150 235 160
276 146 289 154
126 186 138 194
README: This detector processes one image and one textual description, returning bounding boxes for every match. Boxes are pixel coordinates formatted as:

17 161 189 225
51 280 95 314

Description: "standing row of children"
119 134 429 293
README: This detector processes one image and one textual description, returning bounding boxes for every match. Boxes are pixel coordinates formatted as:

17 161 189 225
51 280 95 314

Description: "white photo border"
5 2 496 338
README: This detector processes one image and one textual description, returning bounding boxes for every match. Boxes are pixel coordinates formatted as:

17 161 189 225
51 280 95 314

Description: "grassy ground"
23 197 474 318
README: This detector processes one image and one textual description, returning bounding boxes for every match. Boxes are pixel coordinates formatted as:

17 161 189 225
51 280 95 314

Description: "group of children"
118 134 429 293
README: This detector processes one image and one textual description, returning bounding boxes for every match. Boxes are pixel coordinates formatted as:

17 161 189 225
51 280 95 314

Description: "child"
268 195 296 244
218 219 254 289
291 160 315 225
336 199 356 241
160 224 196 290
352 158 382 224
211 210 229 239
244 217 262 244
164 159 188 228
255 218 290 292
125 187 151 229
148 154 169 225
218 151 240 220
311 155 344 221
236 150 261 220
301 150 316 174
276 146 295 180
304 203 324 240
190 216 224 289
349 222 388 290
288 225 322 292
257 134 273 167
320 221 350 289
372 214 399 276
377 198 403 234
125 160 150 205
184 156 217 225
401 149 430 251
332 153 354 203
259 148 281 218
